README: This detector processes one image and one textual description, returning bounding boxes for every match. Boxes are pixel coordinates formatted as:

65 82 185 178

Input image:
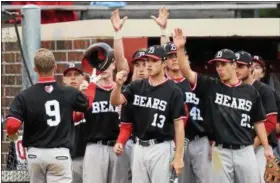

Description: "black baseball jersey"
84 85 121 142
122 79 186 140
252 80 278 116
252 80 278 146
172 78 207 139
7 81 88 149
194 73 265 145
274 91 280 122
71 115 87 158
120 99 133 123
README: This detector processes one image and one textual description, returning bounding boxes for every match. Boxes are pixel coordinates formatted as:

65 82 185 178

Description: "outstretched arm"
151 7 170 45
173 28 196 85
111 9 130 72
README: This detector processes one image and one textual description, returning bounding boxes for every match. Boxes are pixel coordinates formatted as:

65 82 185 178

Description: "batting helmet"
82 42 114 74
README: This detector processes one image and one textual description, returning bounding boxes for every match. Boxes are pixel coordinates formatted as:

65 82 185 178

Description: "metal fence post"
21 4 41 90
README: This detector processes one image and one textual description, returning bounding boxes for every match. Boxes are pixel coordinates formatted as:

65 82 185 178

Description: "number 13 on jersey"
151 113 166 128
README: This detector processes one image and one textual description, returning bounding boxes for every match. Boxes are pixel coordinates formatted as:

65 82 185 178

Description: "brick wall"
1 38 114 168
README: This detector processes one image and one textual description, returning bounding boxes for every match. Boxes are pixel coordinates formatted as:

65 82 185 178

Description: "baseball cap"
208 49 236 64
235 51 253 65
163 42 177 55
252 55 265 68
143 45 167 61
63 62 83 75
131 50 146 64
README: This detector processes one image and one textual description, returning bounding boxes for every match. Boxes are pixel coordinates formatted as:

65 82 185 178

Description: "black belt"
92 140 116 147
135 138 164 147
215 143 248 150
188 134 206 141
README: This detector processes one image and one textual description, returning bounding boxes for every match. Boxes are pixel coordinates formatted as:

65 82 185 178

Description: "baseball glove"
264 157 280 183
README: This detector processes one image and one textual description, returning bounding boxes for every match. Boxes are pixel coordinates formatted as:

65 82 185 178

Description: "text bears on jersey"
92 101 119 113
185 92 199 105
133 94 168 111
215 93 252 112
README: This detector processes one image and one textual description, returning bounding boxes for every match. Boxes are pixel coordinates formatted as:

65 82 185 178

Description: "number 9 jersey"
7 79 89 150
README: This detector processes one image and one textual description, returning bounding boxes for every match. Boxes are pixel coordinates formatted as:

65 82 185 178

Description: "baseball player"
235 51 278 183
154 8 212 182
5 48 89 183
111 45 186 183
130 49 148 81
62 62 88 183
252 56 280 159
163 41 212 183
82 43 130 183
173 28 274 183
82 12 130 182
123 49 148 182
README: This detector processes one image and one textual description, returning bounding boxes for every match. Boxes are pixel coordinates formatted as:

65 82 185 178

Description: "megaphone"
82 42 114 74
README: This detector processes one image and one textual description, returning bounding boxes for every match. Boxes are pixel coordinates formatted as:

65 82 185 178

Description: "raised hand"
111 9 128 32
115 70 128 86
151 7 169 29
172 28 186 49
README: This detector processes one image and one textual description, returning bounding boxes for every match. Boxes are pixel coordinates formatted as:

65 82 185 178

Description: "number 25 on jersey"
240 113 252 129
151 113 166 128
45 100 61 126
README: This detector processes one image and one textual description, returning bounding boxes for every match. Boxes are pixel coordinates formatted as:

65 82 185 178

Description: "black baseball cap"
63 62 83 75
208 49 236 64
252 55 265 68
131 50 146 64
163 42 177 54
163 42 187 55
235 51 253 65
143 45 167 61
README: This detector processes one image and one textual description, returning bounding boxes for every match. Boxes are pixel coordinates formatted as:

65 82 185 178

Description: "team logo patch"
45 85 54 93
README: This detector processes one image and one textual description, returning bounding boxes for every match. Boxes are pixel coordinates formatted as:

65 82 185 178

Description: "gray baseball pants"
255 145 272 183
132 140 175 183
72 157 83 183
178 136 212 183
273 139 280 159
212 144 261 183
83 142 129 183
125 139 134 183
26 147 72 183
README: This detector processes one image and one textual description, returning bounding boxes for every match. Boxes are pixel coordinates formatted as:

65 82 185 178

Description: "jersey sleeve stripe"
266 112 278 116
121 122 132 124
174 116 187 121
190 72 198 91
7 117 22 123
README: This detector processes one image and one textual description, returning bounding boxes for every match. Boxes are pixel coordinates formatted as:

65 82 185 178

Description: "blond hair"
34 48 56 74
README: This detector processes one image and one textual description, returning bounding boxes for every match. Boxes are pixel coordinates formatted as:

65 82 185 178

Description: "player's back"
14 81 88 149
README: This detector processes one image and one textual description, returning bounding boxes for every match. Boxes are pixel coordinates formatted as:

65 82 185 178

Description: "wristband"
114 31 122 40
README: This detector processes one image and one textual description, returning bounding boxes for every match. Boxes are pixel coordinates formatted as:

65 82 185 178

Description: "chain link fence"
2 13 30 183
